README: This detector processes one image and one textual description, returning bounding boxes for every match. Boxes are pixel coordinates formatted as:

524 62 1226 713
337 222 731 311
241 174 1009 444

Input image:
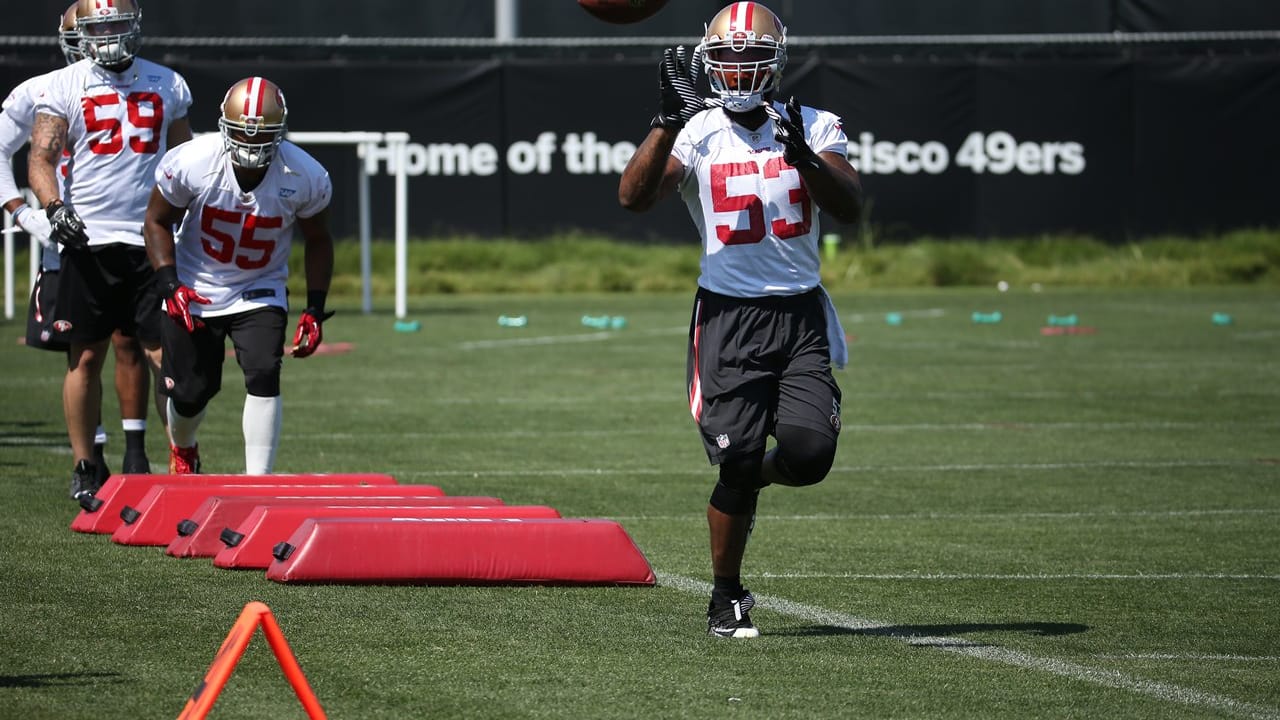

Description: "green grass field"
1 287 1278 719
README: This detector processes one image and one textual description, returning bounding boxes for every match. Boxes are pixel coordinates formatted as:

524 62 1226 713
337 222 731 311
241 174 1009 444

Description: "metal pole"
389 133 410 320
357 143 373 315
495 0 518 43
3 210 13 320
26 190 39 292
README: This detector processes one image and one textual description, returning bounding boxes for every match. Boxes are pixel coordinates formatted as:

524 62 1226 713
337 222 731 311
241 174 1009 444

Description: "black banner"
3 52 1278 241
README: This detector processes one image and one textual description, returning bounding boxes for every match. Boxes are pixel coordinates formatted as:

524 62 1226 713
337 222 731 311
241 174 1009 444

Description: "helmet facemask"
219 78 288 170
59 5 83 65
77 8 141 69
699 2 787 113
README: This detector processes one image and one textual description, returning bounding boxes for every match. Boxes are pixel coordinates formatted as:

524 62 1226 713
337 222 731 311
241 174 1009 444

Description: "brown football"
577 0 670 24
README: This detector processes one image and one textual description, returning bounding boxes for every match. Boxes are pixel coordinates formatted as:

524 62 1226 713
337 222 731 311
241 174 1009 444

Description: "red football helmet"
699 2 788 113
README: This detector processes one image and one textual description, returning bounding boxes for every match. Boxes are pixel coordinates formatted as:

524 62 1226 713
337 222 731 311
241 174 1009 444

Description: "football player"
28 0 193 502
0 4 156 489
143 76 335 475
618 1 863 638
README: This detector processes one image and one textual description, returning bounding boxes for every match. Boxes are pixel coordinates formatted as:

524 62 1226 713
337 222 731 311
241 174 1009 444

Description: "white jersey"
673 100 848 298
1 71 68 270
154 134 332 318
34 57 192 247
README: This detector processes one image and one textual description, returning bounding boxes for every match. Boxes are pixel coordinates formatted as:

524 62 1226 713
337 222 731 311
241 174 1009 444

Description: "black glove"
651 45 706 130
45 200 89 249
770 97 821 169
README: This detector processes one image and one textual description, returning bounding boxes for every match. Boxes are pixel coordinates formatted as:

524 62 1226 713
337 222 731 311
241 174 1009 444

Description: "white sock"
243 394 282 474
166 397 204 448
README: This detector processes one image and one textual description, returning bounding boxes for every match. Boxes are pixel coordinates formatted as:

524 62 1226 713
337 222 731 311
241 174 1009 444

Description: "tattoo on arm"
30 114 67 160
28 114 68 204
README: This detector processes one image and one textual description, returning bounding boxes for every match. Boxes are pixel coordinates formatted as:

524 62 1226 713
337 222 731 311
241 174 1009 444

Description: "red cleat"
169 444 202 474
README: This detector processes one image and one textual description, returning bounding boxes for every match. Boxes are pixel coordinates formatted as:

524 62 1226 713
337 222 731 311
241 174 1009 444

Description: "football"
577 0 670 25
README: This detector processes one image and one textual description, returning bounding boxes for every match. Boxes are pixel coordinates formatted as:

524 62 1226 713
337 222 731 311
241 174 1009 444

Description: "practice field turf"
1 287 1277 719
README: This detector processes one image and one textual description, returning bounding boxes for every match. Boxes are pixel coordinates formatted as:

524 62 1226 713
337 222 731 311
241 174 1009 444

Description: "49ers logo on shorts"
53 320 73 333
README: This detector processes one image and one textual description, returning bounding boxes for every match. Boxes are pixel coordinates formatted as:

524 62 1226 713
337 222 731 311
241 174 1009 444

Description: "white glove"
13 204 53 248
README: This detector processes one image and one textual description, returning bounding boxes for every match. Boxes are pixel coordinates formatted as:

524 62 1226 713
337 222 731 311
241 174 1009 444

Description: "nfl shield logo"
716 434 731 449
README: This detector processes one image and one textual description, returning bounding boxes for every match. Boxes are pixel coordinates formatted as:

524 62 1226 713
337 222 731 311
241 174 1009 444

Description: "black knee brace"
710 450 765 515
172 398 208 418
243 365 281 398
770 424 837 487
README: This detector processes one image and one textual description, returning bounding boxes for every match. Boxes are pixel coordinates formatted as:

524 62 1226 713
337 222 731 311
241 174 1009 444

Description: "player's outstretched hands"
155 265 211 333
291 306 335 358
768 96 820 169
45 200 89 249
651 45 707 130
12 204 52 247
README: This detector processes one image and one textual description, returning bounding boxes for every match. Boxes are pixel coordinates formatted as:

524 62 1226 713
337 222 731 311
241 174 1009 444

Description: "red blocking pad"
110 484 445 547
167 496 516 559
211 503 559 568
266 518 656 586
70 473 398 534
206 504 561 567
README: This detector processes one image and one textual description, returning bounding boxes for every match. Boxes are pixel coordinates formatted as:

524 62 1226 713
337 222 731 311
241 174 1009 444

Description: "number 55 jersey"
35 57 192 247
154 133 332 317
673 101 847 298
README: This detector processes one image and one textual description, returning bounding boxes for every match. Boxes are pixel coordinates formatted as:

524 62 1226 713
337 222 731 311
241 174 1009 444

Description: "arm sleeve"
0 78 39 205
154 146 195 208
808 109 849 156
671 126 696 189
297 169 333 219
0 113 27 205
171 73 193 120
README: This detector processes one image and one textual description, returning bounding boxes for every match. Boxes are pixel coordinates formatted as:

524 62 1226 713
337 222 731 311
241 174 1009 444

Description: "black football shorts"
161 306 287 407
25 268 69 352
54 244 161 344
686 287 842 465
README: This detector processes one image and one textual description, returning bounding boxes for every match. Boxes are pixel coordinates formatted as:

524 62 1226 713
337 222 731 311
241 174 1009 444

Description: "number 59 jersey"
35 58 192 247
155 134 333 318
673 101 848 298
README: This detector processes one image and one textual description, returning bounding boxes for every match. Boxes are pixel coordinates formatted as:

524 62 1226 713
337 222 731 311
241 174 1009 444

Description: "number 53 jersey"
154 134 333 317
673 101 848 298
35 58 192 247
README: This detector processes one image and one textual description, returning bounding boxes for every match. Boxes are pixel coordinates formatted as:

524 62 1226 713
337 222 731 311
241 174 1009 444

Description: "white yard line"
1097 654 1280 662
458 325 686 350
611 509 1280 521
459 331 614 350
748 572 1280 581
658 572 1280 720
843 308 948 323
385 458 1263 478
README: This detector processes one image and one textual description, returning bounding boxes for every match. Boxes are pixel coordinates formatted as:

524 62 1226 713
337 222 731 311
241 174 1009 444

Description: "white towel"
819 286 848 369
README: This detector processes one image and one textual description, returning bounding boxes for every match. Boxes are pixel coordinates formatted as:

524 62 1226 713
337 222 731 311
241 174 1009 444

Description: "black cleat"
69 460 102 502
122 451 151 474
92 457 111 488
707 589 760 639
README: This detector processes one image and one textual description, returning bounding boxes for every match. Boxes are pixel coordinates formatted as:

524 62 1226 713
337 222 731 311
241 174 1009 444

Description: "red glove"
291 307 334 358
155 265 210 333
